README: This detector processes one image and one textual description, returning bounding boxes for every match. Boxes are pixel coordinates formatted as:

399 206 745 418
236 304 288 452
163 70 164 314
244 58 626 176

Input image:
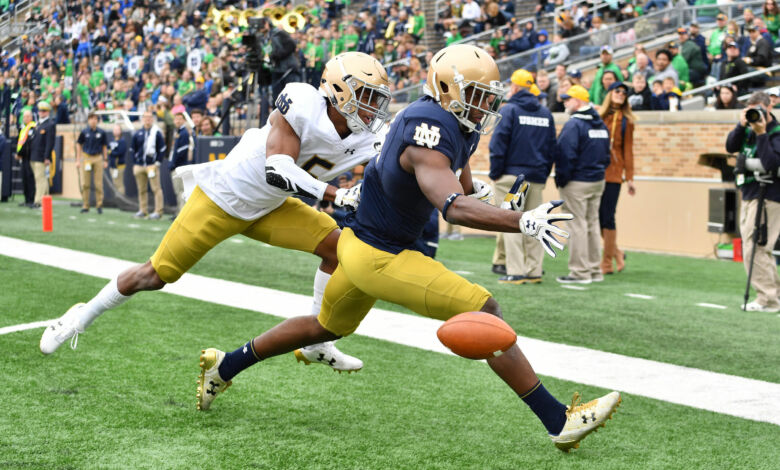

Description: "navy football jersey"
350 96 480 254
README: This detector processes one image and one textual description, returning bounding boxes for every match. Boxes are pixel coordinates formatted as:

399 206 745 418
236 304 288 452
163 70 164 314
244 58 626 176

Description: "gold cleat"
196 348 232 411
550 391 621 452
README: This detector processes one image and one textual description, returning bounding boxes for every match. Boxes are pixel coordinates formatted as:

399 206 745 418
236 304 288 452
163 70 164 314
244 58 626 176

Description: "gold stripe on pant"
80 154 105 209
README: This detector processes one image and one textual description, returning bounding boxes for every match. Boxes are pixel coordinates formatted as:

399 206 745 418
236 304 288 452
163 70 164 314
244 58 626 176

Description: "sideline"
1 234 778 426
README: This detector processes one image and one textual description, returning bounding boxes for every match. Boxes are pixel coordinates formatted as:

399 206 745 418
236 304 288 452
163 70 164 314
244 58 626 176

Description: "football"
437 312 517 360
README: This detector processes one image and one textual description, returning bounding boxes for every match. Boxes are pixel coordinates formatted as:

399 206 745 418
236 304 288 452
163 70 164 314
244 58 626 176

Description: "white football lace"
70 330 79 350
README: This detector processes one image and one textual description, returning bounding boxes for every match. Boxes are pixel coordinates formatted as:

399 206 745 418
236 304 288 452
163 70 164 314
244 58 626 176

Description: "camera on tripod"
241 17 271 87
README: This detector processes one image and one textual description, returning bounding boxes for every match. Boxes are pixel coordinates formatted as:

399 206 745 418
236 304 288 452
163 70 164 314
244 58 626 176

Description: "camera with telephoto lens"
746 107 767 124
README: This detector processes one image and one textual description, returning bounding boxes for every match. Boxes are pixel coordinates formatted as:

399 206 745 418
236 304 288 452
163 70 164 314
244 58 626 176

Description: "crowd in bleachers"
0 0 778 137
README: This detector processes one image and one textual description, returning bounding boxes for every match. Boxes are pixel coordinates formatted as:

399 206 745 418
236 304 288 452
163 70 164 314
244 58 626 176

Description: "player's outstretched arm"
403 146 572 257
264 111 349 205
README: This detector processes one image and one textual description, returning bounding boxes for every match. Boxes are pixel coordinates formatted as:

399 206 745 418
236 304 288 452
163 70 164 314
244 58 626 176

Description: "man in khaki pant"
489 69 557 284
76 113 108 213
554 85 611 284
28 102 56 208
130 111 166 219
725 91 780 312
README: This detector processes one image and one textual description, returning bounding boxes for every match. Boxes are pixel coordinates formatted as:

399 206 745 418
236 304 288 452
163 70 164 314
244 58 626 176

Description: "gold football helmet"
320 52 391 134
424 44 506 134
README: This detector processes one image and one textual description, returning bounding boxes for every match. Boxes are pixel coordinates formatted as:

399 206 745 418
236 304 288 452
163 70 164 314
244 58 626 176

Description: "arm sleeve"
756 130 780 172
725 124 747 153
555 122 577 186
624 120 635 181
265 154 329 200
77 130 85 145
488 106 513 180
44 124 55 160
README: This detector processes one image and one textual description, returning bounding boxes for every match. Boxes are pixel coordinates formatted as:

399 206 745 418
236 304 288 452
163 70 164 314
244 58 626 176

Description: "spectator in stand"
568 68 583 86
688 22 711 74
559 14 585 39
544 33 570 67
744 25 773 68
651 77 683 111
667 42 691 91
764 0 780 42
628 73 653 111
714 84 743 109
741 8 758 37
182 76 209 114
720 42 750 94
678 27 708 87
199 116 220 137
575 4 592 30
498 0 515 20
708 13 728 78
590 46 624 105
650 49 679 87
537 70 553 106
523 20 538 47
598 81 635 275
445 24 463 46
580 15 608 57
506 23 532 54
461 0 483 33
550 76 572 113
535 0 554 19
532 29 551 65
627 53 655 81
600 71 619 101
485 2 507 30
643 0 669 13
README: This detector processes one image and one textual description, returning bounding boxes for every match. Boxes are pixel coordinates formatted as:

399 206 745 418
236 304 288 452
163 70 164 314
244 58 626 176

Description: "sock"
519 381 568 435
218 340 261 382
77 277 131 330
310 268 331 316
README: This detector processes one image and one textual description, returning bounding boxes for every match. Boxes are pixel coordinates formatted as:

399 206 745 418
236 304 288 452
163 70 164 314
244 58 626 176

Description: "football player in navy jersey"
200 45 621 452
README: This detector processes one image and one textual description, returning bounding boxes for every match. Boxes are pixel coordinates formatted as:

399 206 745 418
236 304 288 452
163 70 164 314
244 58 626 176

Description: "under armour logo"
582 415 588 424
525 220 535 231
413 123 441 149
206 380 219 395
344 148 356 155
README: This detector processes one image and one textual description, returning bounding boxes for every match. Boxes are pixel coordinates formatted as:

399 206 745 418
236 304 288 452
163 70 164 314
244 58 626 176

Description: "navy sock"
519 381 568 435
217 341 260 382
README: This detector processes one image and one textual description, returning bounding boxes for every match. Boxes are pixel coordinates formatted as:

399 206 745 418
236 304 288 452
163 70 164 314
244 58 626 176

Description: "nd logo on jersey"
413 123 441 149
276 93 293 115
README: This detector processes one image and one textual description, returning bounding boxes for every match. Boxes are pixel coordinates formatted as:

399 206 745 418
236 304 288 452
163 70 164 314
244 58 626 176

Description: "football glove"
334 183 362 211
500 174 529 212
519 200 573 258
469 178 493 203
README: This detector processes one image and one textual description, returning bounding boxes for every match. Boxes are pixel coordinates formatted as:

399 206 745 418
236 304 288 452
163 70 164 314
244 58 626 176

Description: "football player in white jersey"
40 52 391 374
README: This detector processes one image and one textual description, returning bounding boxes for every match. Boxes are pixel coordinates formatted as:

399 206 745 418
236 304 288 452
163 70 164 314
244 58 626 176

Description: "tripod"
743 181 769 311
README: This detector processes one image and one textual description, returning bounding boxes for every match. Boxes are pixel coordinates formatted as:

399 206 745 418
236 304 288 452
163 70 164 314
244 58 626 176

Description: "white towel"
144 124 161 160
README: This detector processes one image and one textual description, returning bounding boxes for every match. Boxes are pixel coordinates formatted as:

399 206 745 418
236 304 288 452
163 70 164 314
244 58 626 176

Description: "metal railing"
391 1 763 101
552 0 614 37
0 0 34 30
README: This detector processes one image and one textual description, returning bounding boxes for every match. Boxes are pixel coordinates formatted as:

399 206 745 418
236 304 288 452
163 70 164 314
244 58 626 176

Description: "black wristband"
442 193 462 222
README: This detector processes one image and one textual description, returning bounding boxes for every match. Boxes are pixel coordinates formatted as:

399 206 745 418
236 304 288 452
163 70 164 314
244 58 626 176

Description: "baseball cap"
689 21 699 27
767 87 780 97
746 24 757 32
510 69 541 96
196 76 205 83
668 41 679 49
600 45 613 55
568 68 582 79
725 41 738 49
607 81 629 94
38 101 52 111
560 85 590 102
716 13 727 20
677 27 688 34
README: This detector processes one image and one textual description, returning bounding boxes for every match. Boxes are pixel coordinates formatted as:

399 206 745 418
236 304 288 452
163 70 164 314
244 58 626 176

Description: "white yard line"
697 303 728 310
560 285 588 291
625 293 654 300
0 234 778 427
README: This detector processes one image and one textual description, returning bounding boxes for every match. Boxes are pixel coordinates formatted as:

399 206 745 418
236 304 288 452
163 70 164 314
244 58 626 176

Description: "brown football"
437 312 517 360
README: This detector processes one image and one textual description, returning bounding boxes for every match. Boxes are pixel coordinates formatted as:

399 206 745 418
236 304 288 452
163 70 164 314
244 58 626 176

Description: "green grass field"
2 201 779 469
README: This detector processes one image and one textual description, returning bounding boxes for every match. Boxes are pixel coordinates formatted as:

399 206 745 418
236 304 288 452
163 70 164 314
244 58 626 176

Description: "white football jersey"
194 83 382 220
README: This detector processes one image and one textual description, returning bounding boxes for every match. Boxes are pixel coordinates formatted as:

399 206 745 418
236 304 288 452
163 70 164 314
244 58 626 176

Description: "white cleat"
293 341 363 373
40 303 86 355
550 391 621 452
197 348 232 411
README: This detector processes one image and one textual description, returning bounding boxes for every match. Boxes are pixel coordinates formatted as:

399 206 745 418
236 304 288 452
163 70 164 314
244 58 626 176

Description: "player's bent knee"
314 229 340 270
140 262 166 290
480 297 503 319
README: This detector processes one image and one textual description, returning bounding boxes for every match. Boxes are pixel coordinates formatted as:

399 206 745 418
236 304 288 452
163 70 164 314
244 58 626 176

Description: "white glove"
519 200 573 258
334 183 362 211
469 178 493 203
500 174 529 212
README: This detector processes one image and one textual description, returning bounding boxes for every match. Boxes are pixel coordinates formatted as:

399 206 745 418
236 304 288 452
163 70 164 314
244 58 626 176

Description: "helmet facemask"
339 75 392 134
445 68 505 135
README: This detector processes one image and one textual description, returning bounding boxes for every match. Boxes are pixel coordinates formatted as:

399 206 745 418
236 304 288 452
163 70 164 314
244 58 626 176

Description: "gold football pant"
317 227 492 337
150 186 338 284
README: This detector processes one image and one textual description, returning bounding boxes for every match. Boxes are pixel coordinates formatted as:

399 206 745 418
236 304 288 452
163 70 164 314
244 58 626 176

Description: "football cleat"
550 391 621 452
40 303 86 355
293 341 363 373
196 348 232 411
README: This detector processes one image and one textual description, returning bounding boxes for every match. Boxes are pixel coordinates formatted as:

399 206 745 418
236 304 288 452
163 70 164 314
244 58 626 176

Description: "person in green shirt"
343 25 360 52
706 13 728 63
445 24 463 46
763 0 780 41
304 35 325 87
589 46 624 105
177 70 195 96
667 41 691 91
411 8 425 42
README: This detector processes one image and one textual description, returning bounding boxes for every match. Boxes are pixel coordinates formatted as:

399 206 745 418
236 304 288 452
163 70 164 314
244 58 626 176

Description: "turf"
2 255 779 469
2 202 779 383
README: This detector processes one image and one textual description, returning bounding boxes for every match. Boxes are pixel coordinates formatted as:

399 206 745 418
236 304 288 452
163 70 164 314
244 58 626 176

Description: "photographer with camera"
726 91 780 312
251 17 301 105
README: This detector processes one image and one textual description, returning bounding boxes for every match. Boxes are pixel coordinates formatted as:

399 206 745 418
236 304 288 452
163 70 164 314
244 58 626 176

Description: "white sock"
78 277 131 330
310 268 331 316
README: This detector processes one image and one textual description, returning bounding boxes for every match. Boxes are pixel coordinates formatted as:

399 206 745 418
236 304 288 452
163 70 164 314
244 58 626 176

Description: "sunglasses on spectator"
612 88 627 95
